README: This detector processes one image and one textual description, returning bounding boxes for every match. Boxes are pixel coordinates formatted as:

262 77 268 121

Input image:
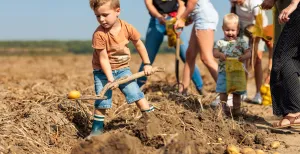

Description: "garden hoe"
174 28 183 85
68 67 165 100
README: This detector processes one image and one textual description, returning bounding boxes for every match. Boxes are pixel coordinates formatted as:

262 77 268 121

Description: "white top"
235 0 268 29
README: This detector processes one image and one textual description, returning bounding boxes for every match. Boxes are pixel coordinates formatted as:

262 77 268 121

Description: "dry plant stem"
197 97 204 111
75 100 92 120
239 133 250 145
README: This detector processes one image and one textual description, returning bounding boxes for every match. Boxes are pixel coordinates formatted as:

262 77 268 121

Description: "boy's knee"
94 108 106 115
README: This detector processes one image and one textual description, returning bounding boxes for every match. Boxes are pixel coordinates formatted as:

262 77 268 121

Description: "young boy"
88 0 154 136
213 13 251 116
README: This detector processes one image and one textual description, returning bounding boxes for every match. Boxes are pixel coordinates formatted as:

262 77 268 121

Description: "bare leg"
255 51 263 93
220 93 228 105
95 109 106 115
264 42 273 84
220 93 229 115
232 94 241 109
135 98 151 110
180 27 199 93
195 29 218 81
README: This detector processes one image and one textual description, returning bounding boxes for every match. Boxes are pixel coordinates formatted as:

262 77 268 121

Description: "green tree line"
0 40 175 55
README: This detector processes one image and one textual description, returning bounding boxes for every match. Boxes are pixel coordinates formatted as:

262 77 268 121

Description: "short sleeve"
239 39 249 53
214 40 221 50
92 32 106 50
127 24 141 41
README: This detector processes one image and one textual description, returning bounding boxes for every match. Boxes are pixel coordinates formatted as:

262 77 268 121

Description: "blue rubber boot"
86 115 104 140
141 105 154 113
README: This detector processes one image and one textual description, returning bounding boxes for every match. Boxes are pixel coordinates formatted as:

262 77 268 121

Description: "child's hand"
219 53 226 61
107 81 119 90
238 55 247 62
143 65 153 76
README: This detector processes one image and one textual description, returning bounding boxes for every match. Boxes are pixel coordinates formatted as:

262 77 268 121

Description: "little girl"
213 13 251 116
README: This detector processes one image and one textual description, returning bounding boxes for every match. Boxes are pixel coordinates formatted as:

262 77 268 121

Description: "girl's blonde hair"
223 13 239 26
89 0 120 10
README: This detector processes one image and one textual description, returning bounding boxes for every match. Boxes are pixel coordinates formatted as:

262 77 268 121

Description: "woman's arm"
179 0 197 20
176 0 186 19
261 0 277 10
279 0 300 24
144 0 166 24
174 0 197 28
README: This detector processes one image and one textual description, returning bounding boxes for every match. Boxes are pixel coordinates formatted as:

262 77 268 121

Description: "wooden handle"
98 67 165 97
176 37 180 60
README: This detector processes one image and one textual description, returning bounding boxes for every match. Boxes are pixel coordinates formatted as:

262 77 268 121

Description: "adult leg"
179 30 204 93
255 50 263 93
271 7 300 127
195 29 218 81
180 26 199 93
252 47 264 104
264 41 273 83
137 17 164 87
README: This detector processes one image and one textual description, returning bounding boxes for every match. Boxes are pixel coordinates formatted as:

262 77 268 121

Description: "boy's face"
223 22 239 41
231 0 245 6
94 1 120 29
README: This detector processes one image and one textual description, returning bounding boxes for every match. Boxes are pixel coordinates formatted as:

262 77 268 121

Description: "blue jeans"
137 17 203 90
93 67 145 109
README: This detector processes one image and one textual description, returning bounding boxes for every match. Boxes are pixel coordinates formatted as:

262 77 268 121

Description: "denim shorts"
191 0 219 30
216 71 246 95
93 67 145 109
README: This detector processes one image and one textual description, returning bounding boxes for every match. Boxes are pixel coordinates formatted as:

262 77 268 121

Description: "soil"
1 54 300 154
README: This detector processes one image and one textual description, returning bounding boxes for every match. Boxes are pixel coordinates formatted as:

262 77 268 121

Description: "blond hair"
89 0 120 10
223 13 239 26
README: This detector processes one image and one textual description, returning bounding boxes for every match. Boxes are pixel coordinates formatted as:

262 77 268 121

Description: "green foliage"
0 40 175 55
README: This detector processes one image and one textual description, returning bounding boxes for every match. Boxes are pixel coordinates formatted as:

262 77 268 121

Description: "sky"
0 0 272 41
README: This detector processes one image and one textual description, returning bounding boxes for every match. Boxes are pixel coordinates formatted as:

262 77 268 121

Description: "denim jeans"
137 17 203 90
93 67 144 109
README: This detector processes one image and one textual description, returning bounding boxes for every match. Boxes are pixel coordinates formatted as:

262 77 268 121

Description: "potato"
241 147 255 154
271 141 280 149
256 149 265 154
156 91 163 96
217 138 222 142
227 145 240 154
68 90 81 99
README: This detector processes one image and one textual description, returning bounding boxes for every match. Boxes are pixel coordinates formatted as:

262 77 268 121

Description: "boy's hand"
107 81 119 90
143 65 153 76
219 53 226 61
